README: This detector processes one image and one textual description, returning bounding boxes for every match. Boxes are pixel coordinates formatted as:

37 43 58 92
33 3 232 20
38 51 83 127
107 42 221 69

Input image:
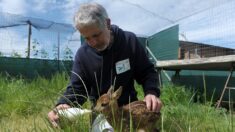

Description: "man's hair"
74 3 109 30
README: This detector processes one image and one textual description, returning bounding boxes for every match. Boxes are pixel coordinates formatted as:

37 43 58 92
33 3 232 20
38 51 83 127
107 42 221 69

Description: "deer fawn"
94 86 160 132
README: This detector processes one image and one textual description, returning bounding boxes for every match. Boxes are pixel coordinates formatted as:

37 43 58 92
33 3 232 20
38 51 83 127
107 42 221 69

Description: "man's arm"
131 33 162 111
57 51 89 106
48 51 89 127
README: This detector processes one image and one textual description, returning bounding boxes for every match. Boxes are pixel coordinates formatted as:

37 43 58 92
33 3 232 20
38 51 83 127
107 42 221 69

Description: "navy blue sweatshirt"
58 25 160 107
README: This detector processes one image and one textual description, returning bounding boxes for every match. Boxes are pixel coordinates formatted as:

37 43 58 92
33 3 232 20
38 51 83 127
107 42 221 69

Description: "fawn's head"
94 86 122 113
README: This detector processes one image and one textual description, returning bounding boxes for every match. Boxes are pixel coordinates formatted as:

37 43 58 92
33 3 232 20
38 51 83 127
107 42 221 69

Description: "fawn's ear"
112 86 122 100
107 85 114 98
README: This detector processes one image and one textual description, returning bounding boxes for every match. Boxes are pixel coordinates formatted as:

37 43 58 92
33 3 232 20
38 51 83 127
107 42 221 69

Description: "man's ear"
106 18 111 29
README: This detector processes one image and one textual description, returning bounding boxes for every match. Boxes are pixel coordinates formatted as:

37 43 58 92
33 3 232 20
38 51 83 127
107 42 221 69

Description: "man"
48 2 162 128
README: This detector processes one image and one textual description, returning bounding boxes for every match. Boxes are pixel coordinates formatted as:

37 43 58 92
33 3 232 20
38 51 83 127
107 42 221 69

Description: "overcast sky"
0 0 234 58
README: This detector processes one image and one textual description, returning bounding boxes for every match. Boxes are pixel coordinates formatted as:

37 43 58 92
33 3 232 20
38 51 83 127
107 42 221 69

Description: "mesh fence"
0 12 79 60
178 0 235 59
0 12 79 77
144 0 235 61
179 41 235 59
0 57 72 78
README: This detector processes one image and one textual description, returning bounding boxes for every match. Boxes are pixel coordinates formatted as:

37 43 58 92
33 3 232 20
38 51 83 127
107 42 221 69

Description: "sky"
0 0 234 58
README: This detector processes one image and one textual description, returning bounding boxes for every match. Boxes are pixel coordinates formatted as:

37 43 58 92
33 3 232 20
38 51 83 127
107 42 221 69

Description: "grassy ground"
0 73 234 131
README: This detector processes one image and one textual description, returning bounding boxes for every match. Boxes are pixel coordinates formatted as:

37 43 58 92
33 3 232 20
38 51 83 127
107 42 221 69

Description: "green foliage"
52 44 59 60
161 84 195 105
63 46 73 60
40 48 49 59
59 114 91 131
11 50 21 58
0 51 3 57
0 73 68 118
160 84 234 132
0 72 94 131
0 75 234 131
31 38 40 57
134 82 144 99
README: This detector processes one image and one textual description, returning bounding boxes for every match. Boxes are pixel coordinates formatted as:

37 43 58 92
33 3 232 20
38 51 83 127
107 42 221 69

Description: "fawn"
94 86 160 132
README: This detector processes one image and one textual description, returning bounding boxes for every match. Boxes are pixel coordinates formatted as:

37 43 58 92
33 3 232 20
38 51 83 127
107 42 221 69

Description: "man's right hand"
48 104 71 128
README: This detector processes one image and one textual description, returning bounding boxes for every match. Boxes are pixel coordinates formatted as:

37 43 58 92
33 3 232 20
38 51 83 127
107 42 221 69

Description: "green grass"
161 84 234 132
0 73 234 131
0 72 69 131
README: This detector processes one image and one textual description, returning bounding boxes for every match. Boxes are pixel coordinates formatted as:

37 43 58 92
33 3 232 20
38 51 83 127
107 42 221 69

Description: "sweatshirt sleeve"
57 50 89 107
131 34 160 97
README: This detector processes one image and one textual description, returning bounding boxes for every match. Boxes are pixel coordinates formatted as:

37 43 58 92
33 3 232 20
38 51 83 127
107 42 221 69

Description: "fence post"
27 21 32 59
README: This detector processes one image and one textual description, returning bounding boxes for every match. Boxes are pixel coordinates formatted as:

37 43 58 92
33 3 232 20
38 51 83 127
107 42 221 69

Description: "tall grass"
0 73 234 131
0 72 69 131
161 84 234 132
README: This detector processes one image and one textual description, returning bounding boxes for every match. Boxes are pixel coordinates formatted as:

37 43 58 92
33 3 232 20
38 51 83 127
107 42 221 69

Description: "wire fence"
178 0 235 59
178 41 235 59
1 0 235 61
0 12 79 60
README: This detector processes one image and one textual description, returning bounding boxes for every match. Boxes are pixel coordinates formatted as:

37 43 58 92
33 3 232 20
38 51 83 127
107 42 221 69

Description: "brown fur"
94 86 160 132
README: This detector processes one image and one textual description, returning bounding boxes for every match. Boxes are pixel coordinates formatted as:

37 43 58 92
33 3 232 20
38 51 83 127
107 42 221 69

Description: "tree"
41 48 49 59
11 50 21 58
63 46 73 60
52 44 59 60
25 38 40 58
0 51 3 57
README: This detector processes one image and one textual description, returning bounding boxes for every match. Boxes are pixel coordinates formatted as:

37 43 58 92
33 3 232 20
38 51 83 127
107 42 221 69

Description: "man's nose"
88 38 98 46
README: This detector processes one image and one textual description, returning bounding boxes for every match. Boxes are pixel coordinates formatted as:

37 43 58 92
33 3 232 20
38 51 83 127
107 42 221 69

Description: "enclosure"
0 0 235 131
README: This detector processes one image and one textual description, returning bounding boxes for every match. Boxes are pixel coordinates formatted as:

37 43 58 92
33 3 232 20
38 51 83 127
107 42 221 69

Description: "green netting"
0 12 75 32
0 57 73 78
0 12 78 59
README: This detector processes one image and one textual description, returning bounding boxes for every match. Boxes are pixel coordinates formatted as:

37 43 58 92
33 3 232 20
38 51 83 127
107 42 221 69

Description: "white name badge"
115 59 130 74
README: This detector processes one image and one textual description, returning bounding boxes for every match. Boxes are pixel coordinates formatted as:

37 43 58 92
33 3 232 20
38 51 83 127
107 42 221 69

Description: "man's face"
78 24 110 51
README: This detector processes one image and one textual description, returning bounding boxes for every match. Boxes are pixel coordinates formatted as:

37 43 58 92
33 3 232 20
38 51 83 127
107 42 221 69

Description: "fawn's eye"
101 103 108 107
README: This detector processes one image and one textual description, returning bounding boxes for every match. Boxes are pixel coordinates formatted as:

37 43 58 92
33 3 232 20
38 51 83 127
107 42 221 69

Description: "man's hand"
48 104 71 128
144 94 162 112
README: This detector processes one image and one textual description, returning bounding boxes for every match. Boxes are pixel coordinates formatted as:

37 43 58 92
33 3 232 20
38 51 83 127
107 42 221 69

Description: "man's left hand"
144 94 162 112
